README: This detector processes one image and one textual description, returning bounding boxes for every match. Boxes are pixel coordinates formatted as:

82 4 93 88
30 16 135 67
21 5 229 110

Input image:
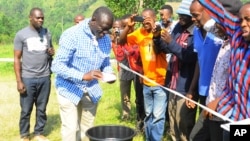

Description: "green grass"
0 44 13 58
0 61 171 141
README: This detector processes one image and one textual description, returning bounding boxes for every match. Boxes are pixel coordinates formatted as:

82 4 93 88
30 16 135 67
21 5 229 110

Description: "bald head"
239 2 250 42
190 0 211 28
74 14 84 25
89 6 114 38
92 6 114 25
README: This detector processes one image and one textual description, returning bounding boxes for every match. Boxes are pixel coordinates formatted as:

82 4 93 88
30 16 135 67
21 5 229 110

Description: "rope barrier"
118 62 234 123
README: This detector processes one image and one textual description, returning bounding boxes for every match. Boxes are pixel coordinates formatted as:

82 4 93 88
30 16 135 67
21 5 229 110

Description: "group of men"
13 0 250 141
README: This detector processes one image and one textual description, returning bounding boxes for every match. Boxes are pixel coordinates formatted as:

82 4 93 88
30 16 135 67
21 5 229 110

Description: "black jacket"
153 23 197 95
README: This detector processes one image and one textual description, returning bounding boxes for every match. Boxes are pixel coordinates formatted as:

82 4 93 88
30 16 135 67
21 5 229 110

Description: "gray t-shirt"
14 26 53 78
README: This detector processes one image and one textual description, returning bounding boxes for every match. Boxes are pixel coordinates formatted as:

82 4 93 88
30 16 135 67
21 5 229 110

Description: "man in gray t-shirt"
13 7 54 141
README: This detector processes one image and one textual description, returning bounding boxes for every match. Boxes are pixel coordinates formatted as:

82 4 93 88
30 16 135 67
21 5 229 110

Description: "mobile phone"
133 16 144 22
155 24 161 31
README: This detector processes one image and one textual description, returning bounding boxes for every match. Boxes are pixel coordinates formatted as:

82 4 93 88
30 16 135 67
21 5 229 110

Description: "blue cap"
176 0 193 17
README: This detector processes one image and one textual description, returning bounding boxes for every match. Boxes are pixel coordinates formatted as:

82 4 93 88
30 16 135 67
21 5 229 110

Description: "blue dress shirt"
51 18 113 105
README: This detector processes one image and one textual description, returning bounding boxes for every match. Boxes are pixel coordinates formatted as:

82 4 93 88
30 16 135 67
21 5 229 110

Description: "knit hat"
176 0 193 17
219 0 243 16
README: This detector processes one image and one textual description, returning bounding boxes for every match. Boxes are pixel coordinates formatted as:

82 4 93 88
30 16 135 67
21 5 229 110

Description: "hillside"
0 0 106 43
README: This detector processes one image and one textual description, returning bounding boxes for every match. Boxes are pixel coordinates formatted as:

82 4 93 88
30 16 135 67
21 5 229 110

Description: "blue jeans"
143 85 167 141
19 76 51 138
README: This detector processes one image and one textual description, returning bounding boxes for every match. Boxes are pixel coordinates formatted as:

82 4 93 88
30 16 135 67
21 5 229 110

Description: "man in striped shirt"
198 0 250 140
51 6 115 141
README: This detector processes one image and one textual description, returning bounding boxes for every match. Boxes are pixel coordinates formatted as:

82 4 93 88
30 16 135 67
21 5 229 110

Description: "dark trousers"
189 113 210 141
198 95 207 114
120 79 133 116
134 75 145 121
223 130 230 141
208 119 224 141
190 95 224 141
19 76 51 138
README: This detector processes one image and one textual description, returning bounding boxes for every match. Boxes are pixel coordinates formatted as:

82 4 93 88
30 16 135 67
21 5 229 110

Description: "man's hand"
83 70 103 81
143 16 156 31
17 81 26 94
186 93 196 109
202 110 209 118
128 14 138 27
204 98 220 119
47 48 55 56
161 29 172 44
152 24 161 38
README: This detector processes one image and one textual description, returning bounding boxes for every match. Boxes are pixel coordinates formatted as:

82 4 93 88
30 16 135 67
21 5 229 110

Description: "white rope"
119 62 234 123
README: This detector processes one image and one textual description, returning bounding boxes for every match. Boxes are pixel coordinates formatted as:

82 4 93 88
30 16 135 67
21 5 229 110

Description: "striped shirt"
51 18 113 105
199 0 250 121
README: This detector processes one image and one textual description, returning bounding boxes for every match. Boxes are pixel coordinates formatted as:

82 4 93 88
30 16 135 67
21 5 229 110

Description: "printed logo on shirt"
27 36 48 52
141 39 155 61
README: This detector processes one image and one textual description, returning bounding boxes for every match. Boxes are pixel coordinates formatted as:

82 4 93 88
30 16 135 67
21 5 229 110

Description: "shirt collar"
81 18 95 39
187 24 195 35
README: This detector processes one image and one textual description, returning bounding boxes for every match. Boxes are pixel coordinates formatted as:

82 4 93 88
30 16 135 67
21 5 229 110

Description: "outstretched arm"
119 14 136 44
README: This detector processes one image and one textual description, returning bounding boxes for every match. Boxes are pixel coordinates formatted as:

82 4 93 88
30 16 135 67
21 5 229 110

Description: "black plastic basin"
86 125 136 141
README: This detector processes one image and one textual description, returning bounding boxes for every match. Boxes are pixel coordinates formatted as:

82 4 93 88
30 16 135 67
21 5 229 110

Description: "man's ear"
29 15 32 21
91 16 97 21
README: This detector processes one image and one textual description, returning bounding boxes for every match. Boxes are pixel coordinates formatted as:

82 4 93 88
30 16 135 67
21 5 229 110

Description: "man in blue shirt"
187 1 222 141
51 6 115 141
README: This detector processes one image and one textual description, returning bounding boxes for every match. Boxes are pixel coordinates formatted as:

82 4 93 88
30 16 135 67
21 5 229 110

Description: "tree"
142 0 164 11
104 0 140 18
104 0 165 18
0 0 99 44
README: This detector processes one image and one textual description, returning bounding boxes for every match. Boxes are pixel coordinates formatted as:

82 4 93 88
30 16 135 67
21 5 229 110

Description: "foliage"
242 0 248 3
142 0 164 12
104 0 164 18
0 12 15 43
0 0 99 44
105 0 247 20
103 0 140 18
